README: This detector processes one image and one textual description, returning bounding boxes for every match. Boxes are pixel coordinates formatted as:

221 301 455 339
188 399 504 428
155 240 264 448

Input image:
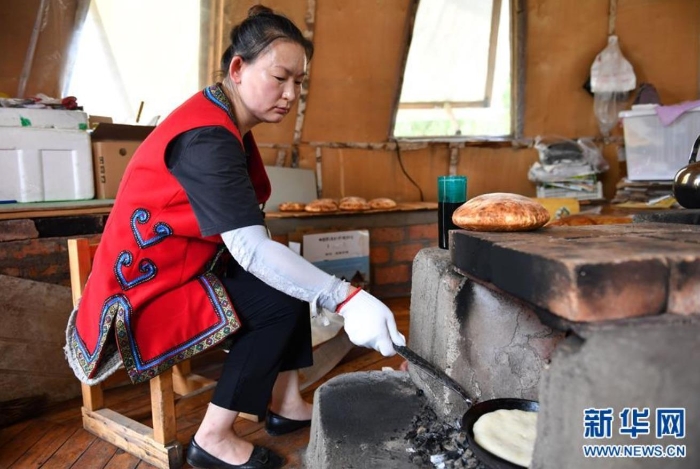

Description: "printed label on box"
303 230 370 290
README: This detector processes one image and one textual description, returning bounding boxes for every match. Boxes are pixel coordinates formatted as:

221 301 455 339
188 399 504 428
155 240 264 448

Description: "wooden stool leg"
151 369 177 445
81 382 104 411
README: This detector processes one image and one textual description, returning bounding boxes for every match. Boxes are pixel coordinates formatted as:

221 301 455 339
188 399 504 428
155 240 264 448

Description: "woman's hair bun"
248 5 274 18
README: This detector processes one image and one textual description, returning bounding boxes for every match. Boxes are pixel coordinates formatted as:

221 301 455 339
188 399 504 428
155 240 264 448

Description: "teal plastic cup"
438 175 467 203
438 176 467 249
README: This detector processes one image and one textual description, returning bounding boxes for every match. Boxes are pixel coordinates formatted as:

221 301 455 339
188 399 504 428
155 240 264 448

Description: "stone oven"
307 221 700 469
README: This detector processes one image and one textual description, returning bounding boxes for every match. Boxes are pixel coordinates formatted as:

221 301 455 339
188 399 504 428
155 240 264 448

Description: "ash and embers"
404 402 486 469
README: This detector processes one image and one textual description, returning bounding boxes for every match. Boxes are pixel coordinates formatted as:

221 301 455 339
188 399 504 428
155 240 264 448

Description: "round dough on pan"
473 408 538 468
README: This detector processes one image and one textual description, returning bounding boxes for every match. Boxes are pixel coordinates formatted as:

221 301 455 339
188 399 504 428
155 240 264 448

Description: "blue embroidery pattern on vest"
204 84 236 123
115 251 157 291
115 272 241 383
131 208 173 248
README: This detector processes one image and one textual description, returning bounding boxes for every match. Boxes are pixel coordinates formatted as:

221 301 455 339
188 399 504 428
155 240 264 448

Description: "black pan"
394 344 538 469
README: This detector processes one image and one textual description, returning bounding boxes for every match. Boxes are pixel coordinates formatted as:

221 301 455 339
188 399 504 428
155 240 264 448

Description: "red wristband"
335 287 362 313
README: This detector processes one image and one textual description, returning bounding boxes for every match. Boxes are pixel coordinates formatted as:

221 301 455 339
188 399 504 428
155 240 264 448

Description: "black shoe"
186 437 284 469
265 410 312 436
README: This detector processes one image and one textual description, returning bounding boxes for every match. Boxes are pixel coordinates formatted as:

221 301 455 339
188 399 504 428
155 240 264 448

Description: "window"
392 0 513 139
63 0 202 125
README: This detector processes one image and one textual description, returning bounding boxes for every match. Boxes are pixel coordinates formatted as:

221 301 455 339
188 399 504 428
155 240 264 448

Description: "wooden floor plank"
103 449 150 469
70 438 120 469
8 422 77 468
2 297 410 469
39 428 97 469
0 420 54 467
42 397 84 426
0 420 31 450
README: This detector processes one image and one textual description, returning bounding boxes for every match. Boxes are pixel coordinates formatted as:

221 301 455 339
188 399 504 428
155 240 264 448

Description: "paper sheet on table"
613 196 677 209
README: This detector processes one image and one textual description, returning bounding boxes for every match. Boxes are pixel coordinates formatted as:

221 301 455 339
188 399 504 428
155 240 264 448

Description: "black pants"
210 261 313 415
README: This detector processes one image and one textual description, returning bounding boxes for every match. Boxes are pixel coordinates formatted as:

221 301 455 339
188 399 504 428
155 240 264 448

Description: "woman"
64 5 404 469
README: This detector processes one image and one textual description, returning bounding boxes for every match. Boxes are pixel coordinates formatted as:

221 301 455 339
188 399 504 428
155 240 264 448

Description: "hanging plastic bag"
590 36 636 136
577 137 609 173
591 36 636 93
592 92 627 135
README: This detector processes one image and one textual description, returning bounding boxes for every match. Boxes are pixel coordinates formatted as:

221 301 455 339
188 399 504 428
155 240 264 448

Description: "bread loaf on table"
278 202 306 212
368 197 397 209
305 198 339 213
452 193 550 232
339 196 370 211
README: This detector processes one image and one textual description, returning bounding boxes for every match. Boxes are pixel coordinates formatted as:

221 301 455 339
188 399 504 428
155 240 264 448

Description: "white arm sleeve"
220 225 349 315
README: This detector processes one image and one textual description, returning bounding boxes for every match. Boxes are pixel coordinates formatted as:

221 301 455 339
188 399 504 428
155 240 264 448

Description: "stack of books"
535 174 604 201
529 137 608 202
611 179 675 205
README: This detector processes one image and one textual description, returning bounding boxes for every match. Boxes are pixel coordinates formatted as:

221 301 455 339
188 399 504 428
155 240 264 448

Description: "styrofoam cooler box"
619 106 700 181
0 127 94 202
0 108 88 130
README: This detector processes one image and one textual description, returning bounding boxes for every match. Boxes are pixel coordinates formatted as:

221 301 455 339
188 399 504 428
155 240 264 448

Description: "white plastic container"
0 127 94 202
619 106 700 181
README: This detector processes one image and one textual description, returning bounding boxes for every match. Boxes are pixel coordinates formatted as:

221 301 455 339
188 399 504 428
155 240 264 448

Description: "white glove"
338 290 406 357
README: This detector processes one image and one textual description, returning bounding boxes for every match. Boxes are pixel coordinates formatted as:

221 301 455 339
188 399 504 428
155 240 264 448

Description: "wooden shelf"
0 200 114 220
265 201 437 219
0 200 438 221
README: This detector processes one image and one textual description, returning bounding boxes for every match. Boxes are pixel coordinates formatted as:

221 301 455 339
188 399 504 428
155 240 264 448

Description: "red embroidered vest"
67 87 271 383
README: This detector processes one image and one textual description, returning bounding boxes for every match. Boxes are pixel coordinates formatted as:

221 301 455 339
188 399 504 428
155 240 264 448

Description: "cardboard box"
88 115 113 128
91 123 154 199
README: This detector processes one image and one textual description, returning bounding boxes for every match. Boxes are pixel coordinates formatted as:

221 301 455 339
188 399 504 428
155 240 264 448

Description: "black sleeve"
165 126 265 237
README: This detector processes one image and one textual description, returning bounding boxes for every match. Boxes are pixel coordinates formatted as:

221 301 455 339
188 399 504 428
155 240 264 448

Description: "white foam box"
0 127 94 202
619 106 700 181
0 108 88 130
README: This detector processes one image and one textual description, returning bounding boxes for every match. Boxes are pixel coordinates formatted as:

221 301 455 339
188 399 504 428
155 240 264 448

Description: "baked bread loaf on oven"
452 193 550 232
339 196 370 211
278 202 306 212
304 198 339 213
368 197 397 209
